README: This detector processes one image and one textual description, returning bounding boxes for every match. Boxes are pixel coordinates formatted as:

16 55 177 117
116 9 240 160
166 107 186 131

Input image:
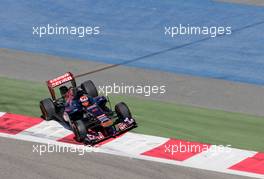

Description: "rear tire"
40 98 56 121
72 120 87 142
115 102 132 122
81 80 98 97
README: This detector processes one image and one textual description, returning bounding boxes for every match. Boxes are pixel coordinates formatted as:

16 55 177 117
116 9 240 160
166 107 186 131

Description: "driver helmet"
80 95 89 107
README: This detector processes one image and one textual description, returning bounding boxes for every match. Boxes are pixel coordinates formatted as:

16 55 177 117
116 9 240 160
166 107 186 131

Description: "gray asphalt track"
1 48 264 116
217 0 264 6
0 137 254 179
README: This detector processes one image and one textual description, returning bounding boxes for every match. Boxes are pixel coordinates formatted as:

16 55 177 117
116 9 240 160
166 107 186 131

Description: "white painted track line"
183 146 257 170
99 132 169 155
19 120 72 140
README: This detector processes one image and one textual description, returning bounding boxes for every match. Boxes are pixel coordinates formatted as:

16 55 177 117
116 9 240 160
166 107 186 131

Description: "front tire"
40 98 56 121
72 120 87 142
115 102 132 122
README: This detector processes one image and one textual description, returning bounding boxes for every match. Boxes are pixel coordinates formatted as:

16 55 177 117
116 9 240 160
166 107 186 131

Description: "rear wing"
47 72 76 100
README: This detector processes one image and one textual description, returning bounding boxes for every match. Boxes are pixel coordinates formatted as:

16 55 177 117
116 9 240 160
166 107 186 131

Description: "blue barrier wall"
0 0 263 84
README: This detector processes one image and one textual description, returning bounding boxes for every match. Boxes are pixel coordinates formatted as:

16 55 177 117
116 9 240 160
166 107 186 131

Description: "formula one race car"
39 72 137 145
